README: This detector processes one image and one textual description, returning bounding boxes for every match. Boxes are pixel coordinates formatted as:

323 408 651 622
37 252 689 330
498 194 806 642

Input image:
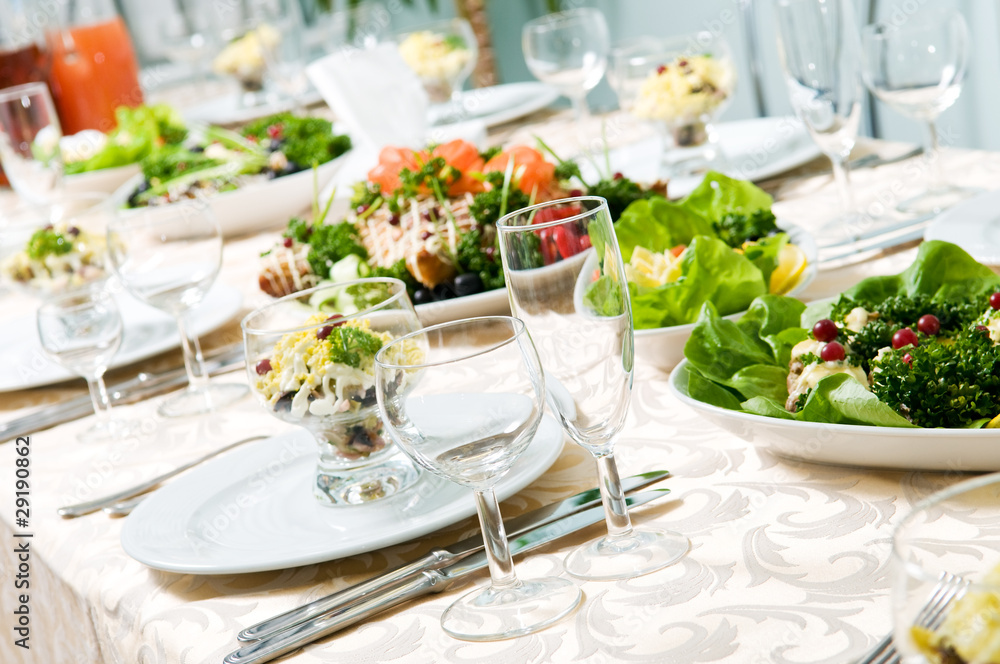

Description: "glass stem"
86 374 113 424
474 489 520 590
925 120 943 192
830 156 855 216
570 93 590 121
175 313 209 392
596 452 634 539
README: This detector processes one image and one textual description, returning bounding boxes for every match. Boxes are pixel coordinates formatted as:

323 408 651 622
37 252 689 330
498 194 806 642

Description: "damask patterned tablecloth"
2 124 1000 664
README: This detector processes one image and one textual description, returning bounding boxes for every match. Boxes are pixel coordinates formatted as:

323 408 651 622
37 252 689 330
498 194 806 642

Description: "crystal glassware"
496 196 689 581
107 201 247 418
775 0 864 241
0 82 63 205
397 18 478 107
375 315 581 640
36 285 139 442
861 9 976 215
522 8 610 120
891 472 1000 664
611 32 737 178
243 278 422 506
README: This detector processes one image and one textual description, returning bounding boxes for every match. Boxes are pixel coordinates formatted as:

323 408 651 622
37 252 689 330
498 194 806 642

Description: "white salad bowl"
65 163 141 194
633 221 818 373
669 359 1000 471
110 152 348 238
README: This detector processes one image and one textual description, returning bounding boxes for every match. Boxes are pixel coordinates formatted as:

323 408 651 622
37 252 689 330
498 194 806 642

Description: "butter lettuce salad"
682 241 1000 428
614 171 809 330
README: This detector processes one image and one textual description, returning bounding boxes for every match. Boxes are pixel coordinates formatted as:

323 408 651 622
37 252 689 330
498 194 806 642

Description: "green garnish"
443 34 466 50
240 113 351 168
26 228 73 260
456 228 505 291
712 209 779 249
327 326 384 369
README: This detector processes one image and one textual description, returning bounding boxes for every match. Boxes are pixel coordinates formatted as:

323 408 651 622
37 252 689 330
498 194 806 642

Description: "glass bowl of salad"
0 193 113 299
241 277 425 506
611 32 736 177
892 472 1000 664
397 18 478 105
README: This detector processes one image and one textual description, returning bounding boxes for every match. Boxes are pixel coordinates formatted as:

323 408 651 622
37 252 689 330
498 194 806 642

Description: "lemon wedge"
770 243 807 295
625 246 680 288
986 413 1000 429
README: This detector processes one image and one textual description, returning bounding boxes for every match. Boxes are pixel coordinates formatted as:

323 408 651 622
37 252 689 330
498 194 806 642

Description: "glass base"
77 418 142 444
314 454 421 506
564 527 690 581
441 576 582 642
157 383 249 418
897 185 981 215
659 122 726 178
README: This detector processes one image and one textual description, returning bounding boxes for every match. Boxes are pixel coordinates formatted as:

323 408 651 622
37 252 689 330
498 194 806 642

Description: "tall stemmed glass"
522 8 610 121
36 286 139 443
775 0 864 241
375 316 581 640
496 197 689 580
107 202 248 417
0 82 63 205
861 10 976 215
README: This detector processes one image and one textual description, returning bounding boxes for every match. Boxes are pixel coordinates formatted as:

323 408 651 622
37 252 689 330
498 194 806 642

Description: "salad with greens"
614 171 809 330
682 241 1000 429
62 104 188 175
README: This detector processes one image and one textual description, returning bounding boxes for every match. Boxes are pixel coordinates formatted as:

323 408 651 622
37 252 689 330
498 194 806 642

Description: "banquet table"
2 108 999 664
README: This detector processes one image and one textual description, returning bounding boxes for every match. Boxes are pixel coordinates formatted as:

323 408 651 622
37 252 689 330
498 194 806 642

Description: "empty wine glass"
36 286 139 442
522 8 610 120
107 202 247 417
160 4 217 91
0 82 63 205
862 9 976 215
496 197 689 581
375 316 581 640
775 0 864 241
891 472 1000 663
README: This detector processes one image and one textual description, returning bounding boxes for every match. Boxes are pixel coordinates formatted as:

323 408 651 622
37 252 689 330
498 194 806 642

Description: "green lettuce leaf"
679 170 773 221
614 197 712 262
796 374 917 427
742 233 788 286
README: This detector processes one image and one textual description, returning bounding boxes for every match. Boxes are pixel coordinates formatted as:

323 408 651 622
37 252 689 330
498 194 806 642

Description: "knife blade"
0 342 246 443
224 489 671 664
238 469 671 642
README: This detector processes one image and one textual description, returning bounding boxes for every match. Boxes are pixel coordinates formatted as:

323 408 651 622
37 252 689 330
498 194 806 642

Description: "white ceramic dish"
923 188 1000 265
427 82 561 128
0 282 242 392
110 154 348 238
581 116 823 199
632 222 818 373
415 287 510 327
65 164 141 194
669 359 1000 471
121 414 565 574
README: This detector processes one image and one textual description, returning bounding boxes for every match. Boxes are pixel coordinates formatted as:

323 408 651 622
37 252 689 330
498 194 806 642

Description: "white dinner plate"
65 164 142 195
669 359 1000 471
110 153 348 238
428 82 561 128
583 116 823 199
0 282 243 392
182 90 326 126
121 414 565 574
923 188 1000 265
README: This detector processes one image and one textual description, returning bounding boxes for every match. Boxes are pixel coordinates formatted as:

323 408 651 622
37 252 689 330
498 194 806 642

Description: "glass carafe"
0 0 49 187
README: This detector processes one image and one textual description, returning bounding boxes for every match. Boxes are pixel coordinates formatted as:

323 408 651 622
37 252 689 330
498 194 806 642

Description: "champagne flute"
107 202 248 417
861 9 977 215
0 82 63 205
496 197 689 581
522 8 610 121
775 0 864 241
375 316 581 640
36 286 139 443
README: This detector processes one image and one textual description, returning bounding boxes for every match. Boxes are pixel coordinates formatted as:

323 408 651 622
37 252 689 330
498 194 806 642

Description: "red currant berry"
326 314 345 327
902 353 913 365
282 237 293 248
917 314 940 335
255 359 272 375
656 65 667 74
812 319 838 342
892 328 919 349
977 324 991 334
613 172 624 180
568 189 583 198
991 292 1000 310
820 341 845 362
316 326 333 340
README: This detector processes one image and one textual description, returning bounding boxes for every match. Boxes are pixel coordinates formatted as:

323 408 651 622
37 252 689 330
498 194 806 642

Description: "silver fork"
855 572 969 664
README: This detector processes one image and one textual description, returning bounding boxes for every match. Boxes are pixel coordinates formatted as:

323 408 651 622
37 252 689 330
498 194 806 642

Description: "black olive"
413 288 434 305
269 139 284 151
189 145 205 153
433 282 457 301
454 273 483 297
274 392 295 412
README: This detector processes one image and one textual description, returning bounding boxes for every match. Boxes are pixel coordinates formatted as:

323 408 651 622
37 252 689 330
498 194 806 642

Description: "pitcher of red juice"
0 0 49 187
45 0 144 135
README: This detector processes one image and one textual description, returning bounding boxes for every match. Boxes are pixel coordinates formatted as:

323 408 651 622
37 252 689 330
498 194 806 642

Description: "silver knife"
224 489 671 664
238 469 671 642
0 342 246 443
